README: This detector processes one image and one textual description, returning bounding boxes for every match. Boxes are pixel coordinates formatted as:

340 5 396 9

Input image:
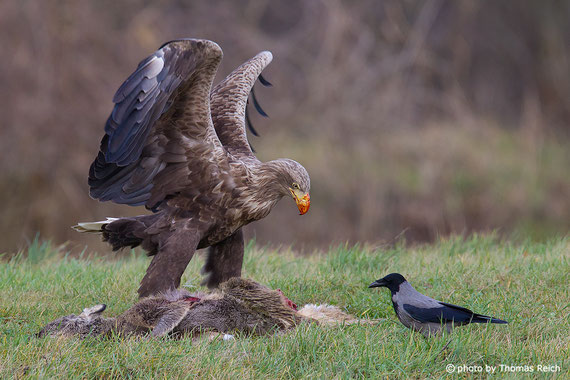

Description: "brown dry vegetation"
1 0 568 254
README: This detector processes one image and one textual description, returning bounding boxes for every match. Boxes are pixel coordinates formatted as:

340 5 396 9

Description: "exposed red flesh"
182 296 202 303
276 289 298 310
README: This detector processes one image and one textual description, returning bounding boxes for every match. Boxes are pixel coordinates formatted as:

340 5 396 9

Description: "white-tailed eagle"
75 39 310 297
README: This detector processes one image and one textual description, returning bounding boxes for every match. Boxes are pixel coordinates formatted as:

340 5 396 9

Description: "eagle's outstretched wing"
88 39 226 209
210 51 273 160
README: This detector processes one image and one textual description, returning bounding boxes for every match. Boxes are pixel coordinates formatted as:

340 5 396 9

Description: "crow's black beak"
368 279 385 288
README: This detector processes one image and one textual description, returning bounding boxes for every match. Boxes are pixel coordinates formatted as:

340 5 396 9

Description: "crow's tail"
472 314 508 324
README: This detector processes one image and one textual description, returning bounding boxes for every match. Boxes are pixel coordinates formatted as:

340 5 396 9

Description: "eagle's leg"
201 229 244 288
138 229 200 298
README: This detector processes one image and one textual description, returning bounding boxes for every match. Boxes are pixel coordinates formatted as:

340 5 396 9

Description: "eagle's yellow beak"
289 188 310 215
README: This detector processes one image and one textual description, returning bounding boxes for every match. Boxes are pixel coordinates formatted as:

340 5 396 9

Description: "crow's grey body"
369 273 508 337
390 281 454 336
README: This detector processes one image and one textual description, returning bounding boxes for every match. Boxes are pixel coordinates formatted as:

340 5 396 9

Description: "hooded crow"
368 273 508 337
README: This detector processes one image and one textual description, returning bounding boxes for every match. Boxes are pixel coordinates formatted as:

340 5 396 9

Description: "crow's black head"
368 273 407 292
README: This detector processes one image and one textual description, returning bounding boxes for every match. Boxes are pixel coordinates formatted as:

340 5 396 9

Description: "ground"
1 235 568 378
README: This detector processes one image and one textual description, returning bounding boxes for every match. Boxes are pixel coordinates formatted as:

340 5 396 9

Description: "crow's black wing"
403 302 476 324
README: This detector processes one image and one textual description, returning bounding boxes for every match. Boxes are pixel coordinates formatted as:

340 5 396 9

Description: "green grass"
1 235 568 378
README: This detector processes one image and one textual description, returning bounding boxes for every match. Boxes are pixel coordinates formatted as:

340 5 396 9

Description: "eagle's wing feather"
88 39 226 209
210 51 273 159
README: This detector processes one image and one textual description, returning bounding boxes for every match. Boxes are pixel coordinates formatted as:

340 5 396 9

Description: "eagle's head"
253 158 310 216
276 159 310 215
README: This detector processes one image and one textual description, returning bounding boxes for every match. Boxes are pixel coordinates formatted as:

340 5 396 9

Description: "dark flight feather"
244 77 271 143
258 74 273 87
250 87 269 117
245 104 260 137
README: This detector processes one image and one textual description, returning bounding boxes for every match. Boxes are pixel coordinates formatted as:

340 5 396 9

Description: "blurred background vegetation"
0 0 568 254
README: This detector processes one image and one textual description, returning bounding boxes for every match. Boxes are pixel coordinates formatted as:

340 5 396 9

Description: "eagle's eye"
292 182 300 190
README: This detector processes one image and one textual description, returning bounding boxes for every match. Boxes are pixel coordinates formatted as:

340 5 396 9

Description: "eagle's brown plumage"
80 39 310 297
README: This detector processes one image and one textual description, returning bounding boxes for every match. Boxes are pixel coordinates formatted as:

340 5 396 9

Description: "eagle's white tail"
72 218 119 233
